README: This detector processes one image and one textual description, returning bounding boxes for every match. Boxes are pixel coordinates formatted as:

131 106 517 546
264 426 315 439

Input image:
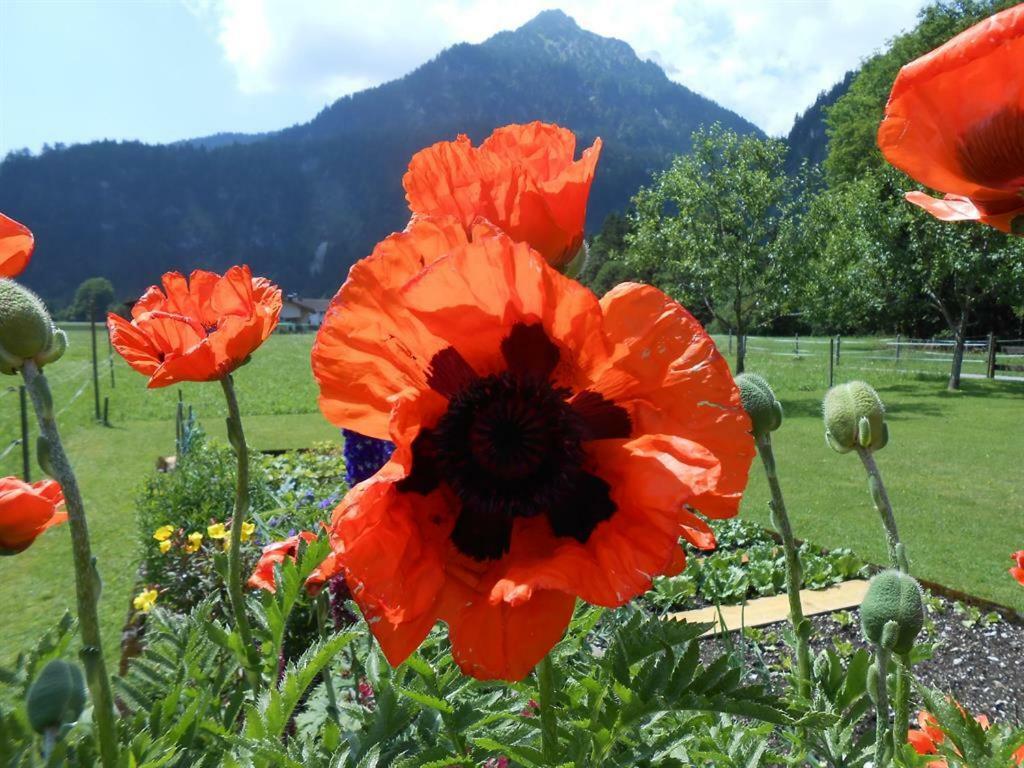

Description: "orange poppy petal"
595 282 754 518
328 462 450 624
0 477 66 553
0 212 34 278
878 4 1024 230
1011 552 1024 586
106 313 162 377
489 434 717 609
354 577 440 669
400 232 611 389
312 216 471 438
444 586 575 681
114 267 281 387
908 728 938 755
404 122 601 267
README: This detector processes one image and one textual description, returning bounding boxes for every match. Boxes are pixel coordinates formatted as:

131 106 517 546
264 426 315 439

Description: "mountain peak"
516 9 581 35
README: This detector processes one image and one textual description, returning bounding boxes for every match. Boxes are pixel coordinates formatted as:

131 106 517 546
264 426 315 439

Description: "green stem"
22 362 118 768
857 448 905 572
756 434 812 700
892 653 912 753
315 593 341 725
219 374 261 692
538 654 558 762
874 647 891 768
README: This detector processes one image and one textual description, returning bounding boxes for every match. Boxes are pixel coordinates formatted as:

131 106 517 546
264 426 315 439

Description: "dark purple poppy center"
958 107 1024 192
397 322 631 561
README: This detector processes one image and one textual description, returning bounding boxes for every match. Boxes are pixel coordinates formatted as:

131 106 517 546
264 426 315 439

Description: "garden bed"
698 590 1024 722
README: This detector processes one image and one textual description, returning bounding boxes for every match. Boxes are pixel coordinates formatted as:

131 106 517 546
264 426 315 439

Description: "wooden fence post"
91 318 101 421
728 329 733 354
836 335 842 365
986 332 997 378
107 327 115 388
895 333 901 363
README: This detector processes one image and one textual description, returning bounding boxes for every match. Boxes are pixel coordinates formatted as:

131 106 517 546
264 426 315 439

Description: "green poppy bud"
860 570 924 654
823 381 888 453
26 659 87 733
735 373 783 438
866 662 880 703
0 279 65 374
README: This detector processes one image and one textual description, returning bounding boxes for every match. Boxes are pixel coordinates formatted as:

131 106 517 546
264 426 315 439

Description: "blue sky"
0 0 931 156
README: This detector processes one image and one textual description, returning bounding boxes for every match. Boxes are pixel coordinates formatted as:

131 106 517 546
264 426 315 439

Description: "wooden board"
665 580 870 637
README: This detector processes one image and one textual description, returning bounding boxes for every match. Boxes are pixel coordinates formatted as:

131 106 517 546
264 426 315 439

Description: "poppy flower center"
957 107 1024 192
397 322 631 561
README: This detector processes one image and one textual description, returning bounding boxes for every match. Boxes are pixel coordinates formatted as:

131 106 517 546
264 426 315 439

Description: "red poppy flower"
311 219 753 680
1011 550 1024 586
0 212 34 278
403 122 602 268
878 4 1024 235
0 477 66 555
247 531 318 592
908 708 1006 768
107 266 282 388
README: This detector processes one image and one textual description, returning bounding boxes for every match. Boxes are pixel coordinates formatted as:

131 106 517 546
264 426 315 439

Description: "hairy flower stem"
857 446 913 744
755 434 812 700
538 654 559 761
892 653 912 752
22 361 118 768
315 593 341 724
856 448 905 573
874 648 892 768
220 374 261 693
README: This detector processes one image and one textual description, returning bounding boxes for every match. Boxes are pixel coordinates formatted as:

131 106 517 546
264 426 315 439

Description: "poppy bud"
0 279 65 374
813 649 831 683
735 373 783 438
860 570 924 654
866 662 880 703
823 381 888 453
26 659 87 733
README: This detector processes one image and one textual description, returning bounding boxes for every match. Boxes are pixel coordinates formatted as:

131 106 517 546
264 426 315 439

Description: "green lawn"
1 330 1021 666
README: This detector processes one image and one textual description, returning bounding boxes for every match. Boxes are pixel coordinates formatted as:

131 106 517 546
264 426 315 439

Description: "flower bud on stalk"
26 659 87 733
823 381 888 453
0 279 66 375
861 570 924 654
736 373 783 439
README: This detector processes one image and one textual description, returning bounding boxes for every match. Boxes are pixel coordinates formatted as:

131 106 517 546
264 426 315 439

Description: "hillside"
0 9 761 305
784 72 854 175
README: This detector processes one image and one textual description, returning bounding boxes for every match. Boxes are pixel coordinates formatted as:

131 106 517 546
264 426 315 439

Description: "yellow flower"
133 588 158 613
184 532 203 553
158 540 171 554
222 538 231 552
153 525 174 542
207 523 227 540
241 521 255 542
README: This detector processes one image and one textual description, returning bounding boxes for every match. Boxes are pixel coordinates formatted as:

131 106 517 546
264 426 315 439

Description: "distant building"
281 295 330 328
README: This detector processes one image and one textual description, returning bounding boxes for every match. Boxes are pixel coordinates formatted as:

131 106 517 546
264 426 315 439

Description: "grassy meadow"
0 327 1021 665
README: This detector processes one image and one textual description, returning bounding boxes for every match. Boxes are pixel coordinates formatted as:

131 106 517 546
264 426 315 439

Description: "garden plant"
0 6 1023 767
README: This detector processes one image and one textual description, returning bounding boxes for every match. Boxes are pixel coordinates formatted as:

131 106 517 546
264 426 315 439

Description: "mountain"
0 9 762 306
784 71 854 175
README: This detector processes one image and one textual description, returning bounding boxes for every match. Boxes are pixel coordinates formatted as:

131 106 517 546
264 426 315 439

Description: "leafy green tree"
627 125 803 373
799 169 1024 389
824 0 1018 185
64 277 115 322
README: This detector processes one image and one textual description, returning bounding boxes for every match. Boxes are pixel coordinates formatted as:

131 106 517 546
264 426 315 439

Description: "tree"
64 277 115 322
799 168 1024 389
626 125 803 373
824 0 1018 185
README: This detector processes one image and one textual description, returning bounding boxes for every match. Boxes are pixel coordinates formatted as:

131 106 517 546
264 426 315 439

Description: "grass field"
0 328 1021 665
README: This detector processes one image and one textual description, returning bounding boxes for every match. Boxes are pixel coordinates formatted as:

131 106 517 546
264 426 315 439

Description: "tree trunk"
948 311 969 391
736 327 746 374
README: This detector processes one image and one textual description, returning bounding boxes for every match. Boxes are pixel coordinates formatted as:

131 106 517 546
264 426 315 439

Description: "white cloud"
184 0 931 135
